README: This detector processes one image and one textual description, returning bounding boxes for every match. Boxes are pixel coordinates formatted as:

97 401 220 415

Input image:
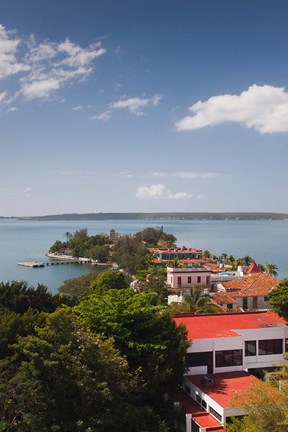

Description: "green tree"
113 235 149 275
171 286 219 314
203 249 211 259
76 289 188 400
166 258 183 268
268 278 288 319
89 244 110 262
0 281 74 314
0 308 136 432
58 271 101 299
90 270 128 294
264 262 278 277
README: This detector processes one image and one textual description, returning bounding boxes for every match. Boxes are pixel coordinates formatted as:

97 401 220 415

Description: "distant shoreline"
12 212 288 221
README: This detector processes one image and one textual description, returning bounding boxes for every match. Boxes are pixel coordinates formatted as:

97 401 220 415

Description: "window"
209 406 222 422
188 276 192 284
185 352 213 367
227 303 233 309
197 276 201 283
258 339 283 355
202 399 207 409
245 340 256 356
243 297 248 310
253 296 258 309
215 349 243 367
264 296 269 302
177 276 182 286
206 276 210 285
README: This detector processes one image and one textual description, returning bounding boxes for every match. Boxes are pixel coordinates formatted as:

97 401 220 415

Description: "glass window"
215 349 243 367
188 276 192 284
258 339 283 355
209 406 222 422
245 340 256 356
197 276 201 283
185 352 213 367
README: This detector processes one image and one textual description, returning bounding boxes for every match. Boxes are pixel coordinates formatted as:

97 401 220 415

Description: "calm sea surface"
0 219 288 293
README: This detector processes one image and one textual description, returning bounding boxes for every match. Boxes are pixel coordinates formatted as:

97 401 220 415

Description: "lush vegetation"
49 229 111 261
268 278 288 319
0 274 188 431
227 363 288 432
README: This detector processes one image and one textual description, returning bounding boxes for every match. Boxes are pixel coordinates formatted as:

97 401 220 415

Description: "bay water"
0 218 287 293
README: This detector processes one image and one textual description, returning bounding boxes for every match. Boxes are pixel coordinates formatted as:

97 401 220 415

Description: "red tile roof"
174 311 288 339
221 273 281 297
245 260 262 275
212 292 237 305
186 372 260 408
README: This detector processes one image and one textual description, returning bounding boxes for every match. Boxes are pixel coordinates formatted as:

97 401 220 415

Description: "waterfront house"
173 311 288 431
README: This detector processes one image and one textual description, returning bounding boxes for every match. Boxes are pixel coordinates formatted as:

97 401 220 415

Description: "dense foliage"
112 235 150 274
135 226 176 248
76 289 188 400
0 280 75 314
49 229 111 261
0 277 188 431
268 278 288 319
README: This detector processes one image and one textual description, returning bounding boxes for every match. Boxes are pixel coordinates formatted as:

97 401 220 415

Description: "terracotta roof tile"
246 260 262 275
212 292 237 305
221 273 281 297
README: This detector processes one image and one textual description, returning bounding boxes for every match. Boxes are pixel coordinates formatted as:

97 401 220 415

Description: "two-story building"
217 272 281 311
166 266 212 294
173 311 288 431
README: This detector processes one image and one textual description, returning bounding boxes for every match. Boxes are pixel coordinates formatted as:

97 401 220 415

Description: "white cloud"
0 24 30 79
21 78 60 100
111 94 162 115
72 105 83 111
89 110 111 121
176 84 288 134
0 24 107 103
136 184 192 200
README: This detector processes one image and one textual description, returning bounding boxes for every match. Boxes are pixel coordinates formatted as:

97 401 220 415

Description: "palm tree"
182 286 220 314
167 258 183 268
203 249 211 259
265 263 278 277
242 255 253 266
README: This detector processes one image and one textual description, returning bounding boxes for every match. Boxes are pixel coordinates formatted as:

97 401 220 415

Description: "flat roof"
174 311 288 339
186 371 260 408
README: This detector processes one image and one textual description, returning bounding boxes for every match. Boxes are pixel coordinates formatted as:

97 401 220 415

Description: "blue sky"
1 0 288 216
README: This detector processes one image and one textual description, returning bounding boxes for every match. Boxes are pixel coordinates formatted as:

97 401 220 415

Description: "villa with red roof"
217 272 281 311
173 311 288 431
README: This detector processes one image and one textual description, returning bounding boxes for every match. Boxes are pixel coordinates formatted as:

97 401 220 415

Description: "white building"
173 311 288 431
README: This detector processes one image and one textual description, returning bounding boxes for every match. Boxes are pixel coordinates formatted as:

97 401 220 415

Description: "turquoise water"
0 219 287 293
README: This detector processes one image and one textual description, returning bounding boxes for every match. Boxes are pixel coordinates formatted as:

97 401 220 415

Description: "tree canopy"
76 289 188 399
0 308 137 432
268 278 288 319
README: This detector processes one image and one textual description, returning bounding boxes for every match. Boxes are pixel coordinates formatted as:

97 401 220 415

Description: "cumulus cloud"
136 184 192 200
89 110 111 121
111 94 162 115
0 24 30 79
176 84 288 134
0 23 106 103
